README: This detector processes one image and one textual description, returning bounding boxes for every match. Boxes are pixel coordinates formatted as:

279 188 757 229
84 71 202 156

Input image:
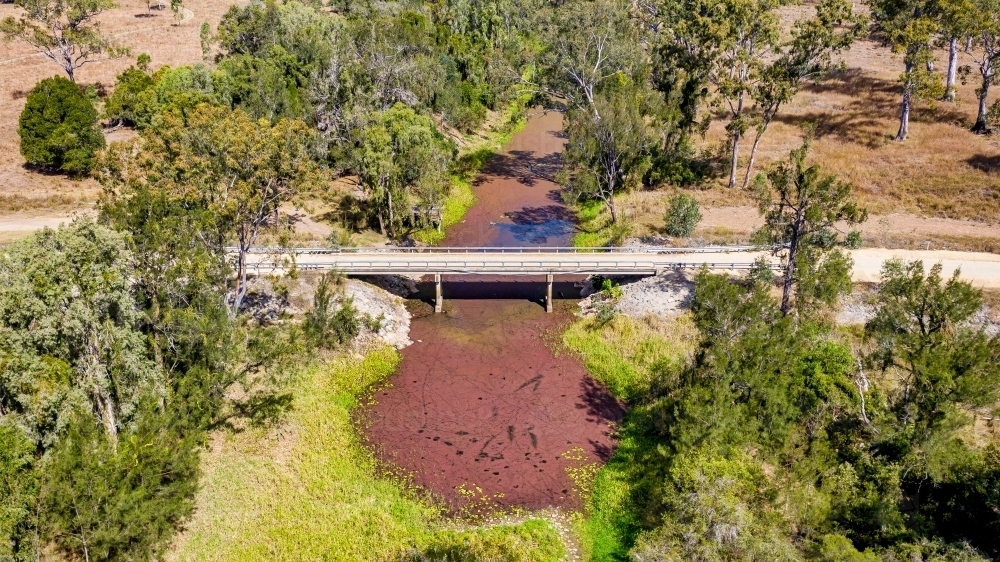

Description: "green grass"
563 315 696 403
562 315 697 561
570 200 633 248
168 348 565 562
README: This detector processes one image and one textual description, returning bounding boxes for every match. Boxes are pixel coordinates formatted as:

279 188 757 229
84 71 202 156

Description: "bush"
18 76 105 175
304 273 360 348
663 192 702 237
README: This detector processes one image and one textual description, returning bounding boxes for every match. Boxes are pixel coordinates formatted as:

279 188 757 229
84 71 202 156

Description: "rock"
343 279 412 349
237 273 413 349
579 271 695 318
354 274 420 298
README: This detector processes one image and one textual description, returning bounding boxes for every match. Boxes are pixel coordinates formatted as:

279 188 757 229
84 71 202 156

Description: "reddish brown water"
361 110 623 510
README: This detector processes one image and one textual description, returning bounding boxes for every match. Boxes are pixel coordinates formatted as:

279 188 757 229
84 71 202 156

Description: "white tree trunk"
972 74 991 133
728 130 741 188
945 38 958 102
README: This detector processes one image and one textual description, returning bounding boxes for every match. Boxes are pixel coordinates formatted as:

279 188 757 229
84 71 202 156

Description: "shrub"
18 76 105 175
663 192 702 237
304 273 360 348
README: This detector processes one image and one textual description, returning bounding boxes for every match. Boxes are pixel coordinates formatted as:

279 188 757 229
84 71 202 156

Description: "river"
361 110 624 511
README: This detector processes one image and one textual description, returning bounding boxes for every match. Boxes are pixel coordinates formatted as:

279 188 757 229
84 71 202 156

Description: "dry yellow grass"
0 0 236 206
693 4 1000 224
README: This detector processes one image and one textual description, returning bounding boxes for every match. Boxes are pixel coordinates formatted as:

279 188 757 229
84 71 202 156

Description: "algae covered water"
361 110 623 510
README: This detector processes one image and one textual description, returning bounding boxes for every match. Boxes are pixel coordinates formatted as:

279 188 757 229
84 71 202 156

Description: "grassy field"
561 314 698 560
167 347 566 562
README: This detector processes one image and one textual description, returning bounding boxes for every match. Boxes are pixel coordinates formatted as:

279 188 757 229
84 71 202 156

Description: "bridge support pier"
546 273 553 313
434 273 443 313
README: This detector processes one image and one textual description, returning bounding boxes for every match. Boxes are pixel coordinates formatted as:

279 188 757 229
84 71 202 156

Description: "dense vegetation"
568 260 1000 561
2 0 1000 560
17 76 105 175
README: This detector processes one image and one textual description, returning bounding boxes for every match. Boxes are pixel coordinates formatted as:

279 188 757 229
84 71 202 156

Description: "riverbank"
166 347 567 561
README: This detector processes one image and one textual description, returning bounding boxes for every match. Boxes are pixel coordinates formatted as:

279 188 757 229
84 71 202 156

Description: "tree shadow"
777 68 970 148
578 377 625 429
497 204 577 244
967 154 1000 174
476 150 562 187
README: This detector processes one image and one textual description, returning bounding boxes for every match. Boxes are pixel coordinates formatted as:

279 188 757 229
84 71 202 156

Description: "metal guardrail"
234 245 779 255
246 260 783 275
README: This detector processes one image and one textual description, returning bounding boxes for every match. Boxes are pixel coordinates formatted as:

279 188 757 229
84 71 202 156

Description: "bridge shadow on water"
408 277 585 312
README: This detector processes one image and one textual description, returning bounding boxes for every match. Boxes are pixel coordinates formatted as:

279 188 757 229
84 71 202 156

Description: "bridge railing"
245 261 785 273
234 245 782 255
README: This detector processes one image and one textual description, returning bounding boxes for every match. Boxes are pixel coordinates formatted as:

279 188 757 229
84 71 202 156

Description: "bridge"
243 246 777 313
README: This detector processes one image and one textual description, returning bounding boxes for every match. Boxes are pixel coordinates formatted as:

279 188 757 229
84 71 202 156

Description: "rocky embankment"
240 273 415 349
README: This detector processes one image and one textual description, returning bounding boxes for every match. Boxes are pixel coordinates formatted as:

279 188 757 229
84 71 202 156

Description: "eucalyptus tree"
870 0 944 140
98 104 323 314
561 87 654 223
737 0 864 188
354 104 454 238
538 0 643 116
658 0 862 188
752 133 867 315
936 0 975 101
0 0 128 82
964 0 1000 133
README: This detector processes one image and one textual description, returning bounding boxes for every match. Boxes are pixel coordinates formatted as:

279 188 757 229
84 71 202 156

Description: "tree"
0 0 127 82
936 0 975 102
37 409 199 562
354 104 454 237
97 104 323 314
864 260 1000 444
538 0 641 115
0 422 37 560
562 88 653 223
963 0 1000 133
663 192 702 237
752 133 867 314
660 0 863 188
870 0 944 141
737 0 865 188
103 62 154 127
18 76 105 175
0 219 160 446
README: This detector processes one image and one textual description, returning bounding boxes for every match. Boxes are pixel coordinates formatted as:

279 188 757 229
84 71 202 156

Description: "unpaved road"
0 212 93 243
267 247 1000 288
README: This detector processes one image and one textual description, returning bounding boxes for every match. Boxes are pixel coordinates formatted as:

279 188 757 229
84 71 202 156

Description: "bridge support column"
546 273 553 313
434 273 443 314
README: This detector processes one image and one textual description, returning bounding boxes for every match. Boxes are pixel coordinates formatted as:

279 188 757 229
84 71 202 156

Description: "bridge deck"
245 247 776 275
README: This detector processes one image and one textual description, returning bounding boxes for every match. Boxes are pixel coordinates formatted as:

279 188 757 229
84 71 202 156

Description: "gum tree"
752 133 867 314
870 0 943 141
0 0 127 82
965 0 1000 133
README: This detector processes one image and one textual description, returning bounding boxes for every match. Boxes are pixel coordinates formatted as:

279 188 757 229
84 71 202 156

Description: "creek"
361 110 624 510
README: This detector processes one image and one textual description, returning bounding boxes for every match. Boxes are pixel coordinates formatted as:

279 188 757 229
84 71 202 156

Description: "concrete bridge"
241 245 1000 313
243 246 776 313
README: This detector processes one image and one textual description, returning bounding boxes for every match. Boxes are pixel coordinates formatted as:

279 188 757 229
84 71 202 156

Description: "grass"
0 193 91 213
168 347 565 562
569 200 636 248
560 314 698 560
562 314 696 403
